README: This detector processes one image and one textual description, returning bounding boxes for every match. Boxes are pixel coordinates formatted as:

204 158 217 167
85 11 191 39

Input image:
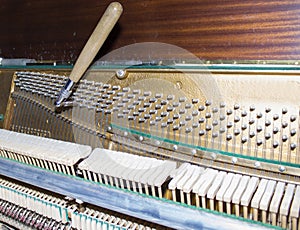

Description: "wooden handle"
69 2 123 83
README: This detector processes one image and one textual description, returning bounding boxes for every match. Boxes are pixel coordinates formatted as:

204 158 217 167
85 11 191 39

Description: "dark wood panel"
1 0 300 61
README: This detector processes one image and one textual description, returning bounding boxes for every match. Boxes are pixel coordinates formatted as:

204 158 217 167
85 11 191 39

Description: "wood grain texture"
0 0 300 61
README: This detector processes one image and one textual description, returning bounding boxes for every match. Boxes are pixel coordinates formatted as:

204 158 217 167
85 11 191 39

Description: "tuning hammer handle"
55 2 123 107
69 2 123 83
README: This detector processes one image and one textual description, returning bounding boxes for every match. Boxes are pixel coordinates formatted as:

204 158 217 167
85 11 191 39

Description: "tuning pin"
179 97 186 102
282 135 288 142
290 129 296 136
241 136 248 143
199 130 206 136
212 132 218 138
161 111 168 117
256 112 263 119
205 125 212 131
226 134 232 141
192 123 199 128
220 102 226 108
234 116 240 122
282 122 288 128
155 104 162 110
265 107 271 113
192 110 199 116
179 109 186 114
265 133 271 140
227 122 233 128
249 131 255 138
219 127 226 133
282 108 288 114
155 93 163 99
241 111 247 117
212 120 218 126
205 113 212 119
249 105 255 111
234 129 240 135
256 125 263 132
167 95 174 100
256 139 263 146
161 122 167 128
290 143 297 150
173 102 180 107
234 104 240 110
212 107 218 113
248 118 255 125
198 105 205 111
226 109 233 115
173 114 180 120
205 100 212 106
173 125 180 130
265 120 271 126
161 100 168 105
198 118 205 123
192 98 199 104
185 115 192 121
180 120 187 127
273 141 279 148
185 127 192 133
185 103 192 109
273 114 279 120
167 118 174 124
290 115 297 122
144 91 151 97
167 106 174 112
241 124 247 130
137 96 146 101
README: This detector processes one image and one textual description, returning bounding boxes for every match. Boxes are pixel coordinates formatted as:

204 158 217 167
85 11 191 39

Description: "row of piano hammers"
0 129 299 229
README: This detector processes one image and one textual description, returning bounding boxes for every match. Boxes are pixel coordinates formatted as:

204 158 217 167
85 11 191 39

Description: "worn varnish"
0 0 300 61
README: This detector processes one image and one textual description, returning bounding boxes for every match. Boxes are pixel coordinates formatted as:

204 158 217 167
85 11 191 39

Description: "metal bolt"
232 157 238 164
254 161 261 168
116 69 127 79
279 165 286 172
191 149 197 155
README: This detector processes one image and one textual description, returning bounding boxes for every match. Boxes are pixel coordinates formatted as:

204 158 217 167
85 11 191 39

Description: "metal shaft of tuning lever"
55 2 123 107
297 108 300 164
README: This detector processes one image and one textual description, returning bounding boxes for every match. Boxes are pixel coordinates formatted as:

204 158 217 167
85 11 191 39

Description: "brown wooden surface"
1 0 300 61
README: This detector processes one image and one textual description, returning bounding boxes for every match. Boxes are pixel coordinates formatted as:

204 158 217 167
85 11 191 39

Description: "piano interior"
0 1 299 230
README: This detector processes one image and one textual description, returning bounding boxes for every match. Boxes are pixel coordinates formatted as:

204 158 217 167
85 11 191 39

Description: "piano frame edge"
0 156 275 230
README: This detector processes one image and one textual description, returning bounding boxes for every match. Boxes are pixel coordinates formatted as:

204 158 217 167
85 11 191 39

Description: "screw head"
191 149 197 155
254 161 261 168
279 165 286 172
211 153 217 160
232 157 238 164
116 69 127 79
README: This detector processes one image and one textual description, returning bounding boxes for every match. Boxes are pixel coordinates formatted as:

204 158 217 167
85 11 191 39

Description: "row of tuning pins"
53 78 300 164
117 95 299 164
